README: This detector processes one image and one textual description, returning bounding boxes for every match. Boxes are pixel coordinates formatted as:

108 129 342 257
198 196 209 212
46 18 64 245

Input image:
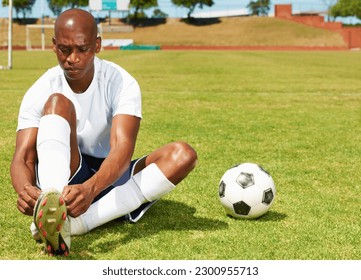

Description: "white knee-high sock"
73 163 175 235
132 163 176 202
37 114 71 192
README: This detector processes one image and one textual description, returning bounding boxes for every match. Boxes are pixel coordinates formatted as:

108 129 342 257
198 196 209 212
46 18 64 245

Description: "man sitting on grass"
10 8 197 256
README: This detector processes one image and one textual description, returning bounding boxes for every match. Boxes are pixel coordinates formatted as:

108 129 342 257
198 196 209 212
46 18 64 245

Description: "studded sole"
33 190 69 256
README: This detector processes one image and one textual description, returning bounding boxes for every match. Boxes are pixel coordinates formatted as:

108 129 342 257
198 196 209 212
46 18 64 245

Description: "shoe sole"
34 190 69 256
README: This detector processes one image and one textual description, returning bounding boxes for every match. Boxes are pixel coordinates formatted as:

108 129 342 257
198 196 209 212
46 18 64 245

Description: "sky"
0 0 359 24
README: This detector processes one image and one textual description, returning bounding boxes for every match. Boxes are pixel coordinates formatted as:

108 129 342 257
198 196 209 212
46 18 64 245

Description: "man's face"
53 19 101 83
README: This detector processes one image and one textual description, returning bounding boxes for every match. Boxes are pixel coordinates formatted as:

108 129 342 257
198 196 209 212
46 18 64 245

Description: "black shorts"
69 154 140 203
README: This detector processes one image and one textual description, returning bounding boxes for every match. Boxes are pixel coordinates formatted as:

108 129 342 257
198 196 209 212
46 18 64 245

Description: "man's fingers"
17 198 33 216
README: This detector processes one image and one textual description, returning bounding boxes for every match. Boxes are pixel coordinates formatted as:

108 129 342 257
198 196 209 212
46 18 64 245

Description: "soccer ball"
218 163 276 219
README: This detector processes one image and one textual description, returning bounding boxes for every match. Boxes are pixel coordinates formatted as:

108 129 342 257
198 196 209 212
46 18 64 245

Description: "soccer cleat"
125 200 158 223
33 189 70 256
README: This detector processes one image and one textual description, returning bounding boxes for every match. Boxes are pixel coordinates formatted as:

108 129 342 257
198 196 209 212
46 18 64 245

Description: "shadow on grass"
71 200 228 258
226 210 287 223
258 211 287 222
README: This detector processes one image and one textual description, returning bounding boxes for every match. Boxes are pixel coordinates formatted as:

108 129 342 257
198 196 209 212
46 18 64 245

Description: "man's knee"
43 93 76 122
44 93 75 114
171 141 198 170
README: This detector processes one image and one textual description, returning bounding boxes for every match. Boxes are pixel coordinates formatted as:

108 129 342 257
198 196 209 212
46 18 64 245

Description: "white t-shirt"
17 56 142 158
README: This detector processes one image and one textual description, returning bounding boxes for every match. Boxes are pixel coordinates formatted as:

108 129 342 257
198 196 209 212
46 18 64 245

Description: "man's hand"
62 184 95 217
17 184 41 216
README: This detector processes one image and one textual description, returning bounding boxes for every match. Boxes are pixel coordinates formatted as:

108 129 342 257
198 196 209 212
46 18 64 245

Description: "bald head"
52 8 101 91
54 9 98 40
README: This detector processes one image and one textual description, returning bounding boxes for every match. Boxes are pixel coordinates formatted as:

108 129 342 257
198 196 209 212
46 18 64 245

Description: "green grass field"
0 50 361 260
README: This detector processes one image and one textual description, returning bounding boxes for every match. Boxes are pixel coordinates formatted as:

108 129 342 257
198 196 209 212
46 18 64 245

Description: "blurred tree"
45 0 88 16
152 8 168 18
171 0 214 19
130 0 158 20
66 0 88 8
2 0 36 19
331 0 361 20
47 0 66 16
247 0 270 16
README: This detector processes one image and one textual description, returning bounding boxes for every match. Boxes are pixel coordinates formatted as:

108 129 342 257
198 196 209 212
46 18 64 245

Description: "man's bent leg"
37 93 79 191
34 94 79 255
72 163 175 234
70 142 197 234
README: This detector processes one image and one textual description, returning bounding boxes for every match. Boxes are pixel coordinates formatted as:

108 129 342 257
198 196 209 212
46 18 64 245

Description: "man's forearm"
10 159 37 194
82 146 134 199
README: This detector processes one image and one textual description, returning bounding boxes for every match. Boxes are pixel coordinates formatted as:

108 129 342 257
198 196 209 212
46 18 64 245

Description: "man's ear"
52 37 57 53
95 36 102 53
